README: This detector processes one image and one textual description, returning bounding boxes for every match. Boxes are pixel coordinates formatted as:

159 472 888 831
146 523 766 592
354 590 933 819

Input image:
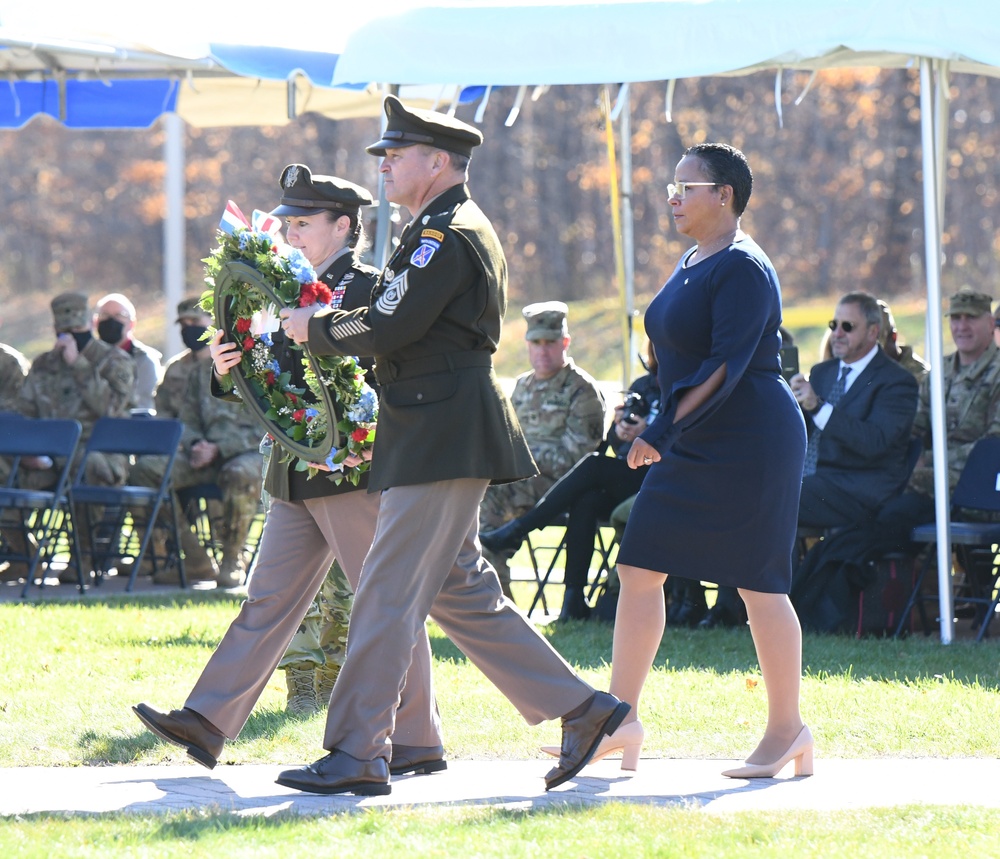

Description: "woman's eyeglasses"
828 320 857 333
666 181 717 200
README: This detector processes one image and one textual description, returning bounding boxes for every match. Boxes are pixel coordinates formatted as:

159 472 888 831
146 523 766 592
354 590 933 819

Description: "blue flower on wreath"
260 332 273 347
346 387 378 423
305 408 319 419
284 248 316 284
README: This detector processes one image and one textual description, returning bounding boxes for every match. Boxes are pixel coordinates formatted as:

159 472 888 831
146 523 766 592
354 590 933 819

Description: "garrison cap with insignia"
945 286 993 317
523 301 569 341
366 95 484 158
50 291 91 331
176 295 207 322
270 164 375 218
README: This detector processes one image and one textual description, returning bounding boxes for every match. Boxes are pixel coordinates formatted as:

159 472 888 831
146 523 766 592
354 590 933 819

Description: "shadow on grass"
429 618 1000 689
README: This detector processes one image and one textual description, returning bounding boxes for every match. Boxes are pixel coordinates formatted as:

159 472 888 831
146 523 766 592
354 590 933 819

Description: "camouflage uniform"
896 345 930 381
0 344 32 577
131 359 262 584
481 307 606 595
0 344 30 413
908 341 1000 499
17 335 135 487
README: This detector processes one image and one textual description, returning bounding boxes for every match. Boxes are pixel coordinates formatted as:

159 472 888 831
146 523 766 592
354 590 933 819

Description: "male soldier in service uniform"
277 95 627 797
94 292 163 413
131 319 262 588
17 292 135 580
877 287 1000 545
480 300 605 600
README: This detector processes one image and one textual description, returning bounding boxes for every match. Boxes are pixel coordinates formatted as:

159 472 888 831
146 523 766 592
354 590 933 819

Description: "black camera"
620 391 652 426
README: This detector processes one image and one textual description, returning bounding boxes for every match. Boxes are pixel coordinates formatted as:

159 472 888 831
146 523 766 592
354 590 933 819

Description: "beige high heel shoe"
721 725 814 779
541 718 644 771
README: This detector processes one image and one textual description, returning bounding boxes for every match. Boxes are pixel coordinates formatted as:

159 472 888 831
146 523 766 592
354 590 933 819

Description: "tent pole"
162 111 185 361
920 57 953 644
620 87 636 388
601 87 630 392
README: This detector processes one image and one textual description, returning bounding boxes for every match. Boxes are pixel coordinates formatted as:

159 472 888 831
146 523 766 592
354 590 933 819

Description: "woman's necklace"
691 228 739 263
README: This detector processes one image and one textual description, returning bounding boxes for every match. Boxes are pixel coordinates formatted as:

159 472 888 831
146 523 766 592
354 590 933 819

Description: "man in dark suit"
278 95 627 797
789 291 918 528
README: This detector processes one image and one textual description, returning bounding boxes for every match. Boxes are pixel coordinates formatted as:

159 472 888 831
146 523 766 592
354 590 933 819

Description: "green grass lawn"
1 582 999 856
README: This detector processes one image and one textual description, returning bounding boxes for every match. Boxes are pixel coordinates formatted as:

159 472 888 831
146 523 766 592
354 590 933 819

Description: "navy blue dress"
616 237 806 594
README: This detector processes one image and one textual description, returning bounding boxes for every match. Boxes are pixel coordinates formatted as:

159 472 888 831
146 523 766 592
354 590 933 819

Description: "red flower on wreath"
266 370 276 386
299 281 333 307
287 392 299 405
351 427 370 443
292 408 306 422
242 336 255 351
235 317 252 334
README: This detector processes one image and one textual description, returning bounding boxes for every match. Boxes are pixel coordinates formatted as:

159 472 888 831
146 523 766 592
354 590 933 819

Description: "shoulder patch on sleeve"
421 229 445 242
410 241 438 269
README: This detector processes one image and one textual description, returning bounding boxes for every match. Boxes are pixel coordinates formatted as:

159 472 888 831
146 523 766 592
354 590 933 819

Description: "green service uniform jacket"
308 183 536 492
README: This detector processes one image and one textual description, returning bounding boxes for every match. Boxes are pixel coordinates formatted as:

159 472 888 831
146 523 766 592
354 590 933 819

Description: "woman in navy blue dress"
583 144 811 778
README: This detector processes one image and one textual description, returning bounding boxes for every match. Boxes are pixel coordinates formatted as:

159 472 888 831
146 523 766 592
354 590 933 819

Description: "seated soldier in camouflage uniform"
0 333 33 581
876 287 1000 547
16 292 136 582
128 297 228 582
131 306 262 588
480 301 606 601
94 292 163 413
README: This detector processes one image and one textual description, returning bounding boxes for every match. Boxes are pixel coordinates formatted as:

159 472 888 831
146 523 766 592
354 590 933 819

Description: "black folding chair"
176 482 266 573
70 417 187 592
0 417 83 596
895 437 1000 641
525 515 619 618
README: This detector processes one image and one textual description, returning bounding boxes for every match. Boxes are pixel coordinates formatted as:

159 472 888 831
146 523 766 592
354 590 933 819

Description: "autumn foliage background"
1 69 998 374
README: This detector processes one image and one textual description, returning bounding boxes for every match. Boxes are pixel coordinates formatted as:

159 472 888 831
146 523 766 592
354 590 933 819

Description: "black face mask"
97 318 126 345
70 331 93 352
181 325 209 352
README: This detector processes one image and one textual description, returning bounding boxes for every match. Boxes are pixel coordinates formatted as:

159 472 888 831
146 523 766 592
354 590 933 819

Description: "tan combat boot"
284 663 320 716
314 662 342 708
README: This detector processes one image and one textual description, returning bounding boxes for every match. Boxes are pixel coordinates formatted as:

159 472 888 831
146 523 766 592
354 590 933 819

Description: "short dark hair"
838 291 882 328
684 142 753 216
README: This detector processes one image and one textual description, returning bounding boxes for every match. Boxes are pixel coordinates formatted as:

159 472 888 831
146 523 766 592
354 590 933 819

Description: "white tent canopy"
331 0 1000 644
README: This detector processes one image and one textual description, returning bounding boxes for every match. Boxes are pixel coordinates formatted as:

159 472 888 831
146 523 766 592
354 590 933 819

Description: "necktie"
802 365 851 476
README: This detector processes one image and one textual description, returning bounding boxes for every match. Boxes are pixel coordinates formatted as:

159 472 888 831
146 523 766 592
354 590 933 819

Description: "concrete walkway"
3 757 1000 817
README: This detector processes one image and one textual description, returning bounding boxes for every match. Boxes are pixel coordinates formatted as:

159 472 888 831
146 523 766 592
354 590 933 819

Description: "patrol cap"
523 301 569 341
270 164 375 218
365 95 484 158
176 295 207 323
50 291 91 331
945 286 993 317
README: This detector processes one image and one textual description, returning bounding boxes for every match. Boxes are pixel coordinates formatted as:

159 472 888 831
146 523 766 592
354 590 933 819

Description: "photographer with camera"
481 343 660 620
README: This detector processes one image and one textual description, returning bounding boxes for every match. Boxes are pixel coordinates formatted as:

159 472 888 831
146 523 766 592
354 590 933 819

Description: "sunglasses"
828 320 858 333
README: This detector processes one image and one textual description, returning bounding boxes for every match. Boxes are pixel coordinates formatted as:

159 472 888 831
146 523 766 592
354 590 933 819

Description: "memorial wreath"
201 226 377 485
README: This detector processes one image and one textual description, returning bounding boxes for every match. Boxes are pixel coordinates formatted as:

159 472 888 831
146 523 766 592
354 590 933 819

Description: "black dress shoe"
389 743 447 776
672 597 708 628
132 703 225 770
544 691 630 790
479 518 527 553
276 749 391 796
